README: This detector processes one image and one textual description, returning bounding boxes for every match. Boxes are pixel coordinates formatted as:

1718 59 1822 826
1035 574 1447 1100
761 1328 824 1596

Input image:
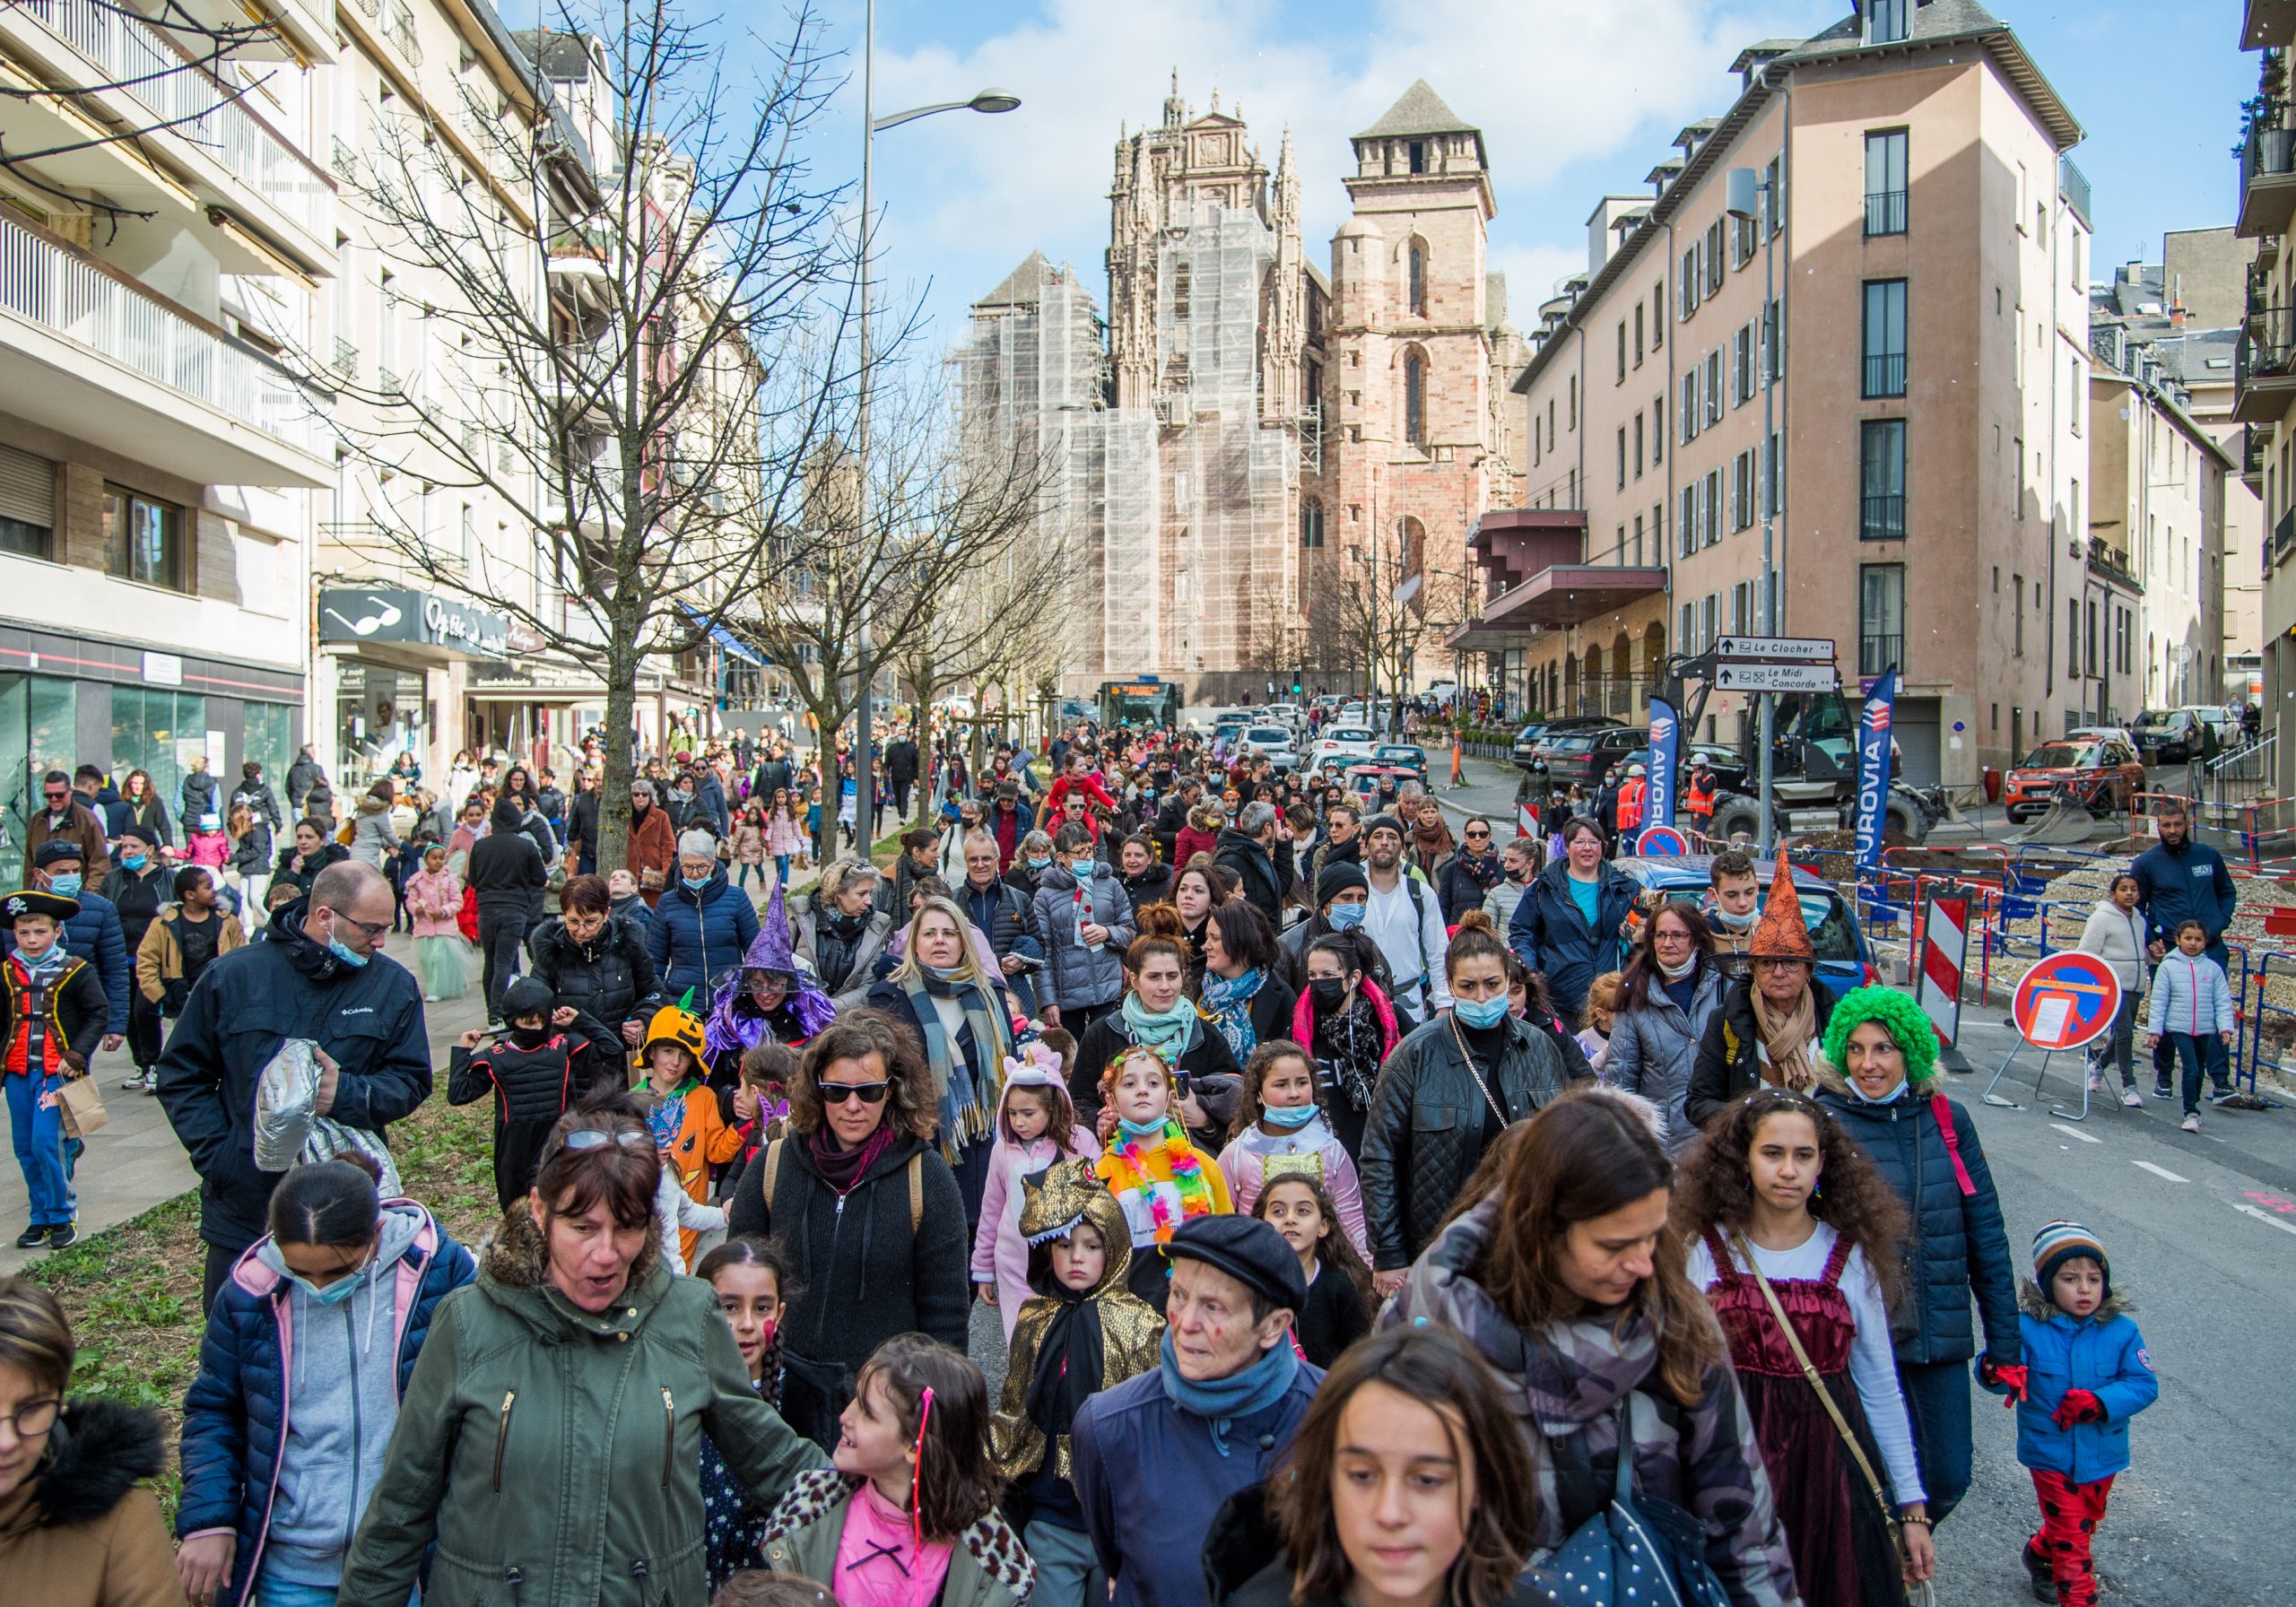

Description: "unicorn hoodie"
971 1058 1098 1341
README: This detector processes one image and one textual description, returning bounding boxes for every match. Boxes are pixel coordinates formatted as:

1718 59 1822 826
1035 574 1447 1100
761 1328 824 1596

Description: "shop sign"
319 588 509 659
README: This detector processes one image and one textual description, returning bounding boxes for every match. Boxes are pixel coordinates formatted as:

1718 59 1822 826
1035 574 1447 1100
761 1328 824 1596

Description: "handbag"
55 1073 108 1139
1524 1404 1732 1607
1735 1236 1928 1606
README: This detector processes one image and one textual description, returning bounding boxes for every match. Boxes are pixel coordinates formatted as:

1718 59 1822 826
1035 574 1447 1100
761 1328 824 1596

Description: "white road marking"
2049 1123 2103 1145
2234 1203 2296 1238
2133 1161 2190 1183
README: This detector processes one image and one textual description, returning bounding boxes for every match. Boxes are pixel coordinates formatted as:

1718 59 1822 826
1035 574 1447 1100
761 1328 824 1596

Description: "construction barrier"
2127 789 2200 840
2239 795 2296 872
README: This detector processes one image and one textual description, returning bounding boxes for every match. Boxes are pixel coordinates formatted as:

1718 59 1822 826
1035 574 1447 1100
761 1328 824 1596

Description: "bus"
1099 677 1181 730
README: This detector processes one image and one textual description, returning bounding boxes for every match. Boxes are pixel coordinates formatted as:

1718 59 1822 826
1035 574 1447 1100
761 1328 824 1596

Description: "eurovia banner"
1853 667 1900 871
1646 696 1680 830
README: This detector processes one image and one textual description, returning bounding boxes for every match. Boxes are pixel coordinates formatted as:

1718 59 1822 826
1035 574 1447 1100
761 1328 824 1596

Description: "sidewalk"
0 928 491 1273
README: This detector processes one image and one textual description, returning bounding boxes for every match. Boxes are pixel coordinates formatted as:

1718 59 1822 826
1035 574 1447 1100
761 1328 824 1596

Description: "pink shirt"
834 1479 952 1607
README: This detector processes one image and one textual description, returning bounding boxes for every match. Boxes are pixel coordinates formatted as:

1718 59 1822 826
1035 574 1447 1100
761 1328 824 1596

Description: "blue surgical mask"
1327 900 1366 931
326 935 371 969
45 873 81 898
1117 1115 1169 1142
291 1257 371 1304
682 873 712 890
1455 995 1510 1029
1262 1100 1319 1129
1026 856 1051 873
121 853 148 872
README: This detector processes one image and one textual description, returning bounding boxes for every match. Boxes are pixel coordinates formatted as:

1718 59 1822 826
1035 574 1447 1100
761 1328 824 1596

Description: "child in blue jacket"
1981 1220 2158 1607
2144 917 2238 1130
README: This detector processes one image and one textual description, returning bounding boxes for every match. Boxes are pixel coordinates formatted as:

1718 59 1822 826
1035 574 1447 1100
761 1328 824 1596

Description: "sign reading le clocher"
319 588 509 660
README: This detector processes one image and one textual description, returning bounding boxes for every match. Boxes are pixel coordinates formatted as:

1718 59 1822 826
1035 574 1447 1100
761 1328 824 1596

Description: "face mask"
326 934 371 969
1026 856 1051 873
1309 977 1348 1006
121 853 148 873
45 873 81 898
682 873 712 890
1455 995 1510 1029
509 1024 549 1049
1709 904 1758 933
291 1255 371 1304
1509 867 1535 883
1657 951 1700 981
1071 858 1097 880
1117 1115 1169 1142
1327 901 1366 931
1262 1100 1319 1129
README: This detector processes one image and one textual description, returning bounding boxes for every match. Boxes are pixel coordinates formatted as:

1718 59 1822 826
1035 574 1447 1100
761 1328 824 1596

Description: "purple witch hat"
705 878 837 1061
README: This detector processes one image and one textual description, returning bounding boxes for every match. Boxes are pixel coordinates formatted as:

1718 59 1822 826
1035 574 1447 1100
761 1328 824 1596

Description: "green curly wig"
1821 986 1941 1089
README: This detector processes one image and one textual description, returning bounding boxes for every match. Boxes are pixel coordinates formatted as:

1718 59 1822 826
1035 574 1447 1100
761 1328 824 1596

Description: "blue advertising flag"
1646 696 1680 830
1853 668 1900 870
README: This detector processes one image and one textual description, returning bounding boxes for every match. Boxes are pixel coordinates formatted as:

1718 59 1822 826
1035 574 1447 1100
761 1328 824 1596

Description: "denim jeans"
1897 1358 1975 1523
5 1069 73 1226
256 1577 339 1607
2164 1029 2231 1114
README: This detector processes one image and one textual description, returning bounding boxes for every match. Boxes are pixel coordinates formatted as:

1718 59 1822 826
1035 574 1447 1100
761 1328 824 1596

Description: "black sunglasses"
820 1081 890 1106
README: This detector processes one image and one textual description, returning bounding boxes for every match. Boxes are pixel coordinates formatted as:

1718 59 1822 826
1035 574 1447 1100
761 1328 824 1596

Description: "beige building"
1472 0 2088 786
2236 0 2296 795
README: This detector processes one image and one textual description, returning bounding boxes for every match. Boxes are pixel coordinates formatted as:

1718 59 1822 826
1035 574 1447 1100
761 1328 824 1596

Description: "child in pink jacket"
403 842 469 1001
971 1042 1099 1340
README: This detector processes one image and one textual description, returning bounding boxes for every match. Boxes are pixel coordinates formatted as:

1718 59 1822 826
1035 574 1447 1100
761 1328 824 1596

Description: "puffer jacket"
2144 949 2236 1038
1813 1068 2022 1368
1507 856 1639 1021
0 1398 179 1607
176 1202 477 1607
526 913 661 1040
1684 975 1839 1131
345 794 399 869
333 1206 828 1607
1605 962 1727 1151
1381 1199 1799 1607
788 899 894 1012
761 1471 1033 1607
956 876 1034 964
648 865 761 996
1358 1012 1579 1271
1981 1285 2157 1482
1026 863 1137 1011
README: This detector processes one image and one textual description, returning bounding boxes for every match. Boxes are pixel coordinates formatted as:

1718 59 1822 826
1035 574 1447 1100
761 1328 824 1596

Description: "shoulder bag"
1523 1399 1731 1607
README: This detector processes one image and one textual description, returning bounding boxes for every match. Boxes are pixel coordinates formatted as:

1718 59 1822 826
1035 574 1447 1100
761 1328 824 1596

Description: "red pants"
2029 1469 2115 1607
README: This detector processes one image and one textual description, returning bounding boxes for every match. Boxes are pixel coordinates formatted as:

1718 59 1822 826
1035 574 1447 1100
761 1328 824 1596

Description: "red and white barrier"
1917 891 1969 1053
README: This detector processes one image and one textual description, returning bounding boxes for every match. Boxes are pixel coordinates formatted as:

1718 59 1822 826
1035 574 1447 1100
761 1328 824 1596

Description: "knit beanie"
1317 862 1370 908
2032 1219 2109 1294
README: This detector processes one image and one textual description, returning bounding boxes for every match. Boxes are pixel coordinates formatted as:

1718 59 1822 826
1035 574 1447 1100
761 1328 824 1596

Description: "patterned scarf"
1120 990 1201 1063
896 966 1011 1163
1198 967 1265 1060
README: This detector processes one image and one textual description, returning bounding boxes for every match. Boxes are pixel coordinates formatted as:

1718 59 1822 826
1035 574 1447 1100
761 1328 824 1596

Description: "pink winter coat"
764 810 804 856
971 1123 1100 1341
1217 1113 1370 1261
188 829 230 870
403 868 465 938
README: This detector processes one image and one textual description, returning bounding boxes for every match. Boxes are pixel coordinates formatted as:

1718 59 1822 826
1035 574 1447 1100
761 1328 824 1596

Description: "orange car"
2003 735 2144 822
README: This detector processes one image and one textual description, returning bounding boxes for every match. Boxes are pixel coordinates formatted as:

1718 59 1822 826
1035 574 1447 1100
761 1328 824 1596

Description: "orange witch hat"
1748 857 1815 961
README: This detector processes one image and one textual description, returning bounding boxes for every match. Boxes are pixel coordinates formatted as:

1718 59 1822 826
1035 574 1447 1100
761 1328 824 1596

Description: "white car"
1311 725 1378 774
1239 725 1300 772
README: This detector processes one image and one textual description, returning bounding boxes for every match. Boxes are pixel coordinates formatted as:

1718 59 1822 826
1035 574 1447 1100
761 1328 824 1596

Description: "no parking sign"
2010 953 2122 1052
1635 824 1690 856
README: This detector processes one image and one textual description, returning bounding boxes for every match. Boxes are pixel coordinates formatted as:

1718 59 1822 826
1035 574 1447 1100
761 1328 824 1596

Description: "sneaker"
2121 1087 2145 1108
45 1223 74 1250
2085 1067 2102 1092
423 993 439 1003
2211 1085 2239 1106
117 1072 145 1090
136 1070 158 1094
13 1224 45 1249
2022 1540 2057 1603
2182 1112 2202 1133
2153 1081 2174 1099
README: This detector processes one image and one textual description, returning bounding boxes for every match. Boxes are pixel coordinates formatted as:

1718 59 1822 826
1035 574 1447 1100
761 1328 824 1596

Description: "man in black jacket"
959 830 1040 1014
564 773 602 874
468 799 548 1024
155 861 431 1307
751 743 794 806
284 744 325 812
884 732 920 820
1213 801 1291 932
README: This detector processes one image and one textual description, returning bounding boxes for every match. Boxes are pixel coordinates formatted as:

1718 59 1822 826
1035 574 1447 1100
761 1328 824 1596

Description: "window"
1679 248 1700 318
1408 242 1427 317
1634 303 1645 367
1704 350 1723 424
1702 470 1723 549
1652 282 1665 347
1859 564 1905 677
1866 0 1909 43
1615 524 1627 561
1617 428 1627 491
1731 213 1756 268
1706 220 1725 295
1632 512 1646 565
1865 131 1908 235
1632 413 1645 478
1765 154 1785 238
1652 397 1664 465
1403 351 1427 447
104 486 186 591
2069 356 2083 434
1680 372 1699 444
1733 323 1753 404
2013 575 2024 655
1762 430 1783 517
109 687 207 812
1617 321 1628 384
1408 140 1426 175
0 443 55 560
460 502 476 569
2013 433 2024 519
1568 376 1578 430
1732 580 1756 633
1860 420 1907 540
1862 279 1907 397
1761 298 1783 383
1730 450 1755 531
1300 497 1325 550
1678 486 1698 559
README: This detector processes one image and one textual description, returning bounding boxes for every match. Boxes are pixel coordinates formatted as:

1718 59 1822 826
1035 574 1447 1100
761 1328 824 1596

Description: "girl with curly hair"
1673 1088 1934 1605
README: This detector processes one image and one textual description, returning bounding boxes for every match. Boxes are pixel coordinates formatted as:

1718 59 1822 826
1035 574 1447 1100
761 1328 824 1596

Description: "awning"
1446 564 1668 649
679 603 767 665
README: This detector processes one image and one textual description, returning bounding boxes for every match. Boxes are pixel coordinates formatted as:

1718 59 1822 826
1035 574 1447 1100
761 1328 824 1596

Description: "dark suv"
1539 725 1645 787
1512 715 1621 770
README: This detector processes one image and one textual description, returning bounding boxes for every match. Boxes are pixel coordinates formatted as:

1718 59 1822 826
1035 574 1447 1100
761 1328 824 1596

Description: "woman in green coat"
335 1099 826 1607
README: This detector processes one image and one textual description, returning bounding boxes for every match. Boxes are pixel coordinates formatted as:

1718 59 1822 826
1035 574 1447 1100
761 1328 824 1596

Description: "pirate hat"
1747 858 1814 962
2 890 78 925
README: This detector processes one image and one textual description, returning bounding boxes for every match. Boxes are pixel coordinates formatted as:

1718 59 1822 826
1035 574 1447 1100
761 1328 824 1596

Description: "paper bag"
56 1073 109 1139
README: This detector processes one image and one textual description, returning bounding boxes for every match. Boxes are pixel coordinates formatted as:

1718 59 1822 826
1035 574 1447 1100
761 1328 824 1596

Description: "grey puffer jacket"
1603 961 1726 1152
1026 862 1136 1012
1382 1200 1799 1607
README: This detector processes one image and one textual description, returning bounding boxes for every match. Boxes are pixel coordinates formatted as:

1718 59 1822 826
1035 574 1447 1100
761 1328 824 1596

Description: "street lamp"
1726 160 1778 853
849 0 1017 850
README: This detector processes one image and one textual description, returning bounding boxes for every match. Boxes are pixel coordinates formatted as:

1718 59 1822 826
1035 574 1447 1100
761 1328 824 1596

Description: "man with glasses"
157 859 432 1309
23 770 108 884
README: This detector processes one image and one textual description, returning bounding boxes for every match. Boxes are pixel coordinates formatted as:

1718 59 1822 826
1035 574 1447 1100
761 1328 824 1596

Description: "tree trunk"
596 629 640 874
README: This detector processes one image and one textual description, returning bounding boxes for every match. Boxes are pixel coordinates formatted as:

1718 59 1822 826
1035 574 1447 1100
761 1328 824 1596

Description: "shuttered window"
0 444 55 558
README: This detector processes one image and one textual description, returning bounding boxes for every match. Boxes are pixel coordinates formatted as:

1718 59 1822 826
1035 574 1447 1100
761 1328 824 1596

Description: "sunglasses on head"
820 1080 890 1105
563 1128 650 1151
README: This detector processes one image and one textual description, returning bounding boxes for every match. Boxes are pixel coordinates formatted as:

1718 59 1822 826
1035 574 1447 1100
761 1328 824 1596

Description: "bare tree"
272 0 859 873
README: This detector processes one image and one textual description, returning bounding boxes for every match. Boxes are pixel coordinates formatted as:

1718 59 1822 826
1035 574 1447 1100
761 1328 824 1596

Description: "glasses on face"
820 1080 891 1106
1464 829 1491 840
0 1396 59 1439
563 1128 650 1151
41 790 67 804
326 908 393 942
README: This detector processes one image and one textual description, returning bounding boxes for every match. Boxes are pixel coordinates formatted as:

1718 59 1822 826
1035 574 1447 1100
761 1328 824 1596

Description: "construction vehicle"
1660 647 1951 846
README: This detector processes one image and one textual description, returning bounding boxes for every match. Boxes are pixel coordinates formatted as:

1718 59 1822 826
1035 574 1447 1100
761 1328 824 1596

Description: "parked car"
1616 856 1877 999
2003 736 2145 822
1538 725 1648 787
1239 725 1300 773
1311 725 1379 775
2131 708 2216 764
1341 761 1420 804
1510 716 1620 770
1373 743 1428 777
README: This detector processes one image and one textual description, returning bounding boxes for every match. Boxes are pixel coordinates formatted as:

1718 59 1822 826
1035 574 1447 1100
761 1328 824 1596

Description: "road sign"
1714 662 1840 693
1634 824 1690 856
1916 892 1969 1050
2010 952 2122 1052
1716 635 1836 663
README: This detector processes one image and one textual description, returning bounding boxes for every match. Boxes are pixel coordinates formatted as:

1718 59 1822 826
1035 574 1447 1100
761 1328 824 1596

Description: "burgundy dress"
1700 1229 1902 1607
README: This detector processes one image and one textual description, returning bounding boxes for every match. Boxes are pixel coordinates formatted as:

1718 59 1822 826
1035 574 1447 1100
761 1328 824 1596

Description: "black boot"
2023 1539 2058 1603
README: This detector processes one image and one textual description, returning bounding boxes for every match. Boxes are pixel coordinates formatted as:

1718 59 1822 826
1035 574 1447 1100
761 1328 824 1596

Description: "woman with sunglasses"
1433 814 1503 926
336 1099 826 1607
725 1009 970 1450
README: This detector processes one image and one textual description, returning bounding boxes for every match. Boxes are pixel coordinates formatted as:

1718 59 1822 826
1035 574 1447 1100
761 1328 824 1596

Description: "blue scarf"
1199 967 1265 1059
1159 1327 1298 1457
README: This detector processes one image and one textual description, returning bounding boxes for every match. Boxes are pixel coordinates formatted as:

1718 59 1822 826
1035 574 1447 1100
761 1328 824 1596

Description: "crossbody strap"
1445 1013 1509 1129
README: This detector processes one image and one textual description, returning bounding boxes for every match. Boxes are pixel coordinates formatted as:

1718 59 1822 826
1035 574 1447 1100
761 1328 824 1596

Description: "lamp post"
849 0 1016 853
1726 161 1778 853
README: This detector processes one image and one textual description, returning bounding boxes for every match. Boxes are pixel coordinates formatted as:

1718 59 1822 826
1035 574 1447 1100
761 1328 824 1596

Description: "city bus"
1099 677 1181 730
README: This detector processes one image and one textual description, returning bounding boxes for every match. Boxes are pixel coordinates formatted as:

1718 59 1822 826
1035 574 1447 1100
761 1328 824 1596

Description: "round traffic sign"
1635 824 1690 856
2010 953 2123 1052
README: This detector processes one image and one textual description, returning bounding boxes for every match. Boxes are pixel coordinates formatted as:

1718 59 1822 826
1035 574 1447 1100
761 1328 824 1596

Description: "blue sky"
776 1 2251 359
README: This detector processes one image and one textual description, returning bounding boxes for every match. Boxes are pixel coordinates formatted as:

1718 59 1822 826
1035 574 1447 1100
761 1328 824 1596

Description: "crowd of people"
0 714 2204 1607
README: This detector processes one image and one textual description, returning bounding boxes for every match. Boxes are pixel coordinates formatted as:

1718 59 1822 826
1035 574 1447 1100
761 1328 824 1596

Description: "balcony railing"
1863 189 1907 237
2237 308 2296 391
14 0 325 233
2058 156 2092 230
2274 507 2295 569
2246 423 2268 480
2245 114 2296 192
1863 351 1907 398
1858 632 1902 679
0 213 321 454
1859 492 1905 541
2087 543 2140 591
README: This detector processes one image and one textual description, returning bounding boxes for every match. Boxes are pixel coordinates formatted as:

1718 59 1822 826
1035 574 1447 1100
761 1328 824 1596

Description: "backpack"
760 1136 923 1232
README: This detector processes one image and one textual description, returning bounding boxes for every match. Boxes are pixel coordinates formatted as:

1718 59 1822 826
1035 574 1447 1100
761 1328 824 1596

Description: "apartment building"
0 0 335 874
1467 0 2087 786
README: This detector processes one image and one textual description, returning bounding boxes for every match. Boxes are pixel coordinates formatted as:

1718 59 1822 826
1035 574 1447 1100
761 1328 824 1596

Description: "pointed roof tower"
975 250 1056 310
1353 78 1478 142
1344 80 1491 217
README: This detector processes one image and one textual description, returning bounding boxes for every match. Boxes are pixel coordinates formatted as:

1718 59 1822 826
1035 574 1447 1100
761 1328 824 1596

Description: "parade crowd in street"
0 711 2219 1607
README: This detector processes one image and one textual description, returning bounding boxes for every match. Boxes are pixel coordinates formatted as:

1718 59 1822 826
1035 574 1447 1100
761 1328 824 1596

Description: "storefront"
0 623 302 883
316 586 509 795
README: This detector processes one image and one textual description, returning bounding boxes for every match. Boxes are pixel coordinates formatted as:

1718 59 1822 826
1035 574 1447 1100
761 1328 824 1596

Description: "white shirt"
1684 1220 1926 1505
1362 872 1452 1012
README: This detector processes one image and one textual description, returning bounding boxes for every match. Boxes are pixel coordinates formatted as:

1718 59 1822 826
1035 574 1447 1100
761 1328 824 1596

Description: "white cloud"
849 0 1836 349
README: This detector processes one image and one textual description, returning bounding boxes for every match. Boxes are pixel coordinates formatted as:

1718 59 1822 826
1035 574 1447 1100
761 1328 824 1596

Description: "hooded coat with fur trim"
1981 1284 2157 1481
761 1469 1035 1607
332 1203 827 1607
0 1398 178 1607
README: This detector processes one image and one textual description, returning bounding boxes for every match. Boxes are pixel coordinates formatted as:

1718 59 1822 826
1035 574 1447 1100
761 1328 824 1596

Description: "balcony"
2086 543 2141 594
2239 115 2296 239
2245 424 2269 492
2275 507 2296 570
0 211 328 487
1859 492 1905 542
1863 189 1907 237
1863 351 1906 399
2059 156 2092 231
161 0 336 63
2233 306 2296 422
2245 0 2296 50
